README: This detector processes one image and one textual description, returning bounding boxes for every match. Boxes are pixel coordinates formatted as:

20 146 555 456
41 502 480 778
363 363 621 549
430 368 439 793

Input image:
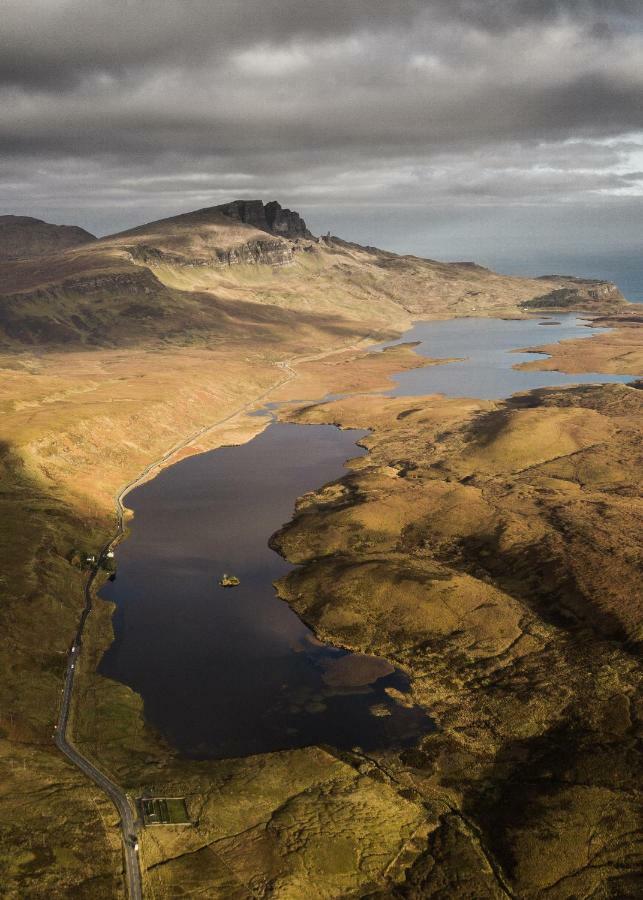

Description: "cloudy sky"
2 1 642 283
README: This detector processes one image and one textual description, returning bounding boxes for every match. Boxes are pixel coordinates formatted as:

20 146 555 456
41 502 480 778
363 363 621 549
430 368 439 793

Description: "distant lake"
374 313 637 400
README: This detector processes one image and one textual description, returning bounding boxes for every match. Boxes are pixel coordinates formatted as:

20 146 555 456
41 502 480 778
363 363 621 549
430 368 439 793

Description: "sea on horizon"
477 251 643 305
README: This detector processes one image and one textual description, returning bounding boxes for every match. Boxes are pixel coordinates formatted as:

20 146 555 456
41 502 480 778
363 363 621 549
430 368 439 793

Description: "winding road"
55 555 143 900
53 334 378 898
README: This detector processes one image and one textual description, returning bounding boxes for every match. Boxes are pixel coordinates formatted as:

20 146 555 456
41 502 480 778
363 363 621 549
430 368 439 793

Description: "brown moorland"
516 308 643 376
0 215 96 263
272 380 642 898
0 202 640 897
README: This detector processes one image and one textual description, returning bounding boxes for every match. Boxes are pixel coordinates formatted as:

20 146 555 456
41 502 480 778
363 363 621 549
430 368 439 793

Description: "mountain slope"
0 199 638 899
0 215 96 262
0 200 627 349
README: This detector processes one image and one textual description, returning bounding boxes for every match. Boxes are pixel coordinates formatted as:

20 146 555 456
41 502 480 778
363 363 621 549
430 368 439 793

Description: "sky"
1 0 642 283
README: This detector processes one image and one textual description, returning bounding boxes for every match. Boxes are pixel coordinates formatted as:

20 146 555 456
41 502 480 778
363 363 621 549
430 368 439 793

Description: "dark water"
99 422 431 758
99 311 638 759
376 313 637 399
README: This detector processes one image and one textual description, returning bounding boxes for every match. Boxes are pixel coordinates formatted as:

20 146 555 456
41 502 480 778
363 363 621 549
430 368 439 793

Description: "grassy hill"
0 215 96 262
0 200 638 897
0 201 627 349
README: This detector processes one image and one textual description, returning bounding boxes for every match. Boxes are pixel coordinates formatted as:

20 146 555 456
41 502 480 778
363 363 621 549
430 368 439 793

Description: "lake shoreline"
13 301 638 898
95 310 639 762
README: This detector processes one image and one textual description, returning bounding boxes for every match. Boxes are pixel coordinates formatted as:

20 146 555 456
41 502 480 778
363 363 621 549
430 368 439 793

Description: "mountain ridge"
0 200 629 348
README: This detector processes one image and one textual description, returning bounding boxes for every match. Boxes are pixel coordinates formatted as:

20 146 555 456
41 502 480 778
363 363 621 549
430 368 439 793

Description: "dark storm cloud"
0 1 430 89
1 0 642 248
1 1 640 91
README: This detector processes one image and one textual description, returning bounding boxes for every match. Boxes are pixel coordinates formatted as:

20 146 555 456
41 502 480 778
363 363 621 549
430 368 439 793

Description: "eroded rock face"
127 235 296 268
524 276 626 311
218 199 314 239
0 215 96 261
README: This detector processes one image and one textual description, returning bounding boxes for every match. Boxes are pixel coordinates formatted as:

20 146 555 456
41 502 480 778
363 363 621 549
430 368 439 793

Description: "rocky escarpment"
0 215 96 261
126 235 298 269
102 199 315 271
522 275 626 311
218 199 314 240
2 266 168 306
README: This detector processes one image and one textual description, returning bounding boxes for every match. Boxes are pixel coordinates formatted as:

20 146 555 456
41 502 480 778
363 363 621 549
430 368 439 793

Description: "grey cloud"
2 31 642 161
1 1 640 91
1 1 642 267
0 1 428 89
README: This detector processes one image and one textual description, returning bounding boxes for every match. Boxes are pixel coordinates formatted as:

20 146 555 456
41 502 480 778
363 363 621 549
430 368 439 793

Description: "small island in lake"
218 573 240 588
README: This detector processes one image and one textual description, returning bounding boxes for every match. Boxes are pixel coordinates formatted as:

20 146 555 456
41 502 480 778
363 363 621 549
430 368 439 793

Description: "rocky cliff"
0 215 96 261
99 200 314 271
126 236 297 269
0 200 632 349
217 199 313 239
523 275 625 311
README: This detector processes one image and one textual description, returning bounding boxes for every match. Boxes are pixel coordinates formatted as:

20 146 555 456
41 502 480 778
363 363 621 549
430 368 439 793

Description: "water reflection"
99 313 638 759
375 314 635 399
100 423 432 758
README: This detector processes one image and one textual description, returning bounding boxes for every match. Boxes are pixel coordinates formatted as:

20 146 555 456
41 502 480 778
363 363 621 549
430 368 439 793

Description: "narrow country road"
55 556 143 900
53 332 380 898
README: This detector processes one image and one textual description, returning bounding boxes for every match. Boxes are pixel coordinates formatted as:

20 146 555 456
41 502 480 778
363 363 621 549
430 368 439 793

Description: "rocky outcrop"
5 267 166 303
217 199 314 240
0 215 96 261
265 200 313 239
523 276 626 310
101 200 314 271
127 236 297 268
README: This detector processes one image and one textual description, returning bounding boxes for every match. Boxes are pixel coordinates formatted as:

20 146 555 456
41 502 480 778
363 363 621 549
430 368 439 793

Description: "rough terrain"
517 309 643 376
0 201 639 897
0 201 625 349
272 378 643 898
